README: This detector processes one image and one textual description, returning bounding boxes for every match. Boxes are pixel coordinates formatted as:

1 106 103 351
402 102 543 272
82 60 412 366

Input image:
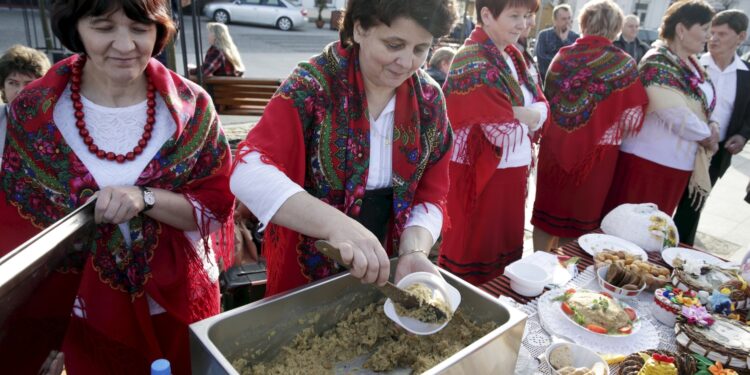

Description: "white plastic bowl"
545 342 610 375
383 272 461 335
504 261 552 297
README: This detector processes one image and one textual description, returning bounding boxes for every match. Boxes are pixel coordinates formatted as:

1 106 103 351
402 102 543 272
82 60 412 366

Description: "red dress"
439 27 549 285
234 42 453 296
532 35 648 238
0 55 234 374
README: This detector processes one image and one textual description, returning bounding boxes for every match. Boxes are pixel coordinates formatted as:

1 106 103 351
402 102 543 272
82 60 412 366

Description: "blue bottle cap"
151 359 171 375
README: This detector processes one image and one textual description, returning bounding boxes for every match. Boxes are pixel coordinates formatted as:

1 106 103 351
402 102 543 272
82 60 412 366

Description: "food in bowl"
595 251 670 290
546 343 609 375
394 282 452 324
597 265 646 299
555 289 638 335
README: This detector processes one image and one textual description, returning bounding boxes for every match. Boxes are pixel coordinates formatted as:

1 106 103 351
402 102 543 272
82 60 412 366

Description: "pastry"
652 286 701 327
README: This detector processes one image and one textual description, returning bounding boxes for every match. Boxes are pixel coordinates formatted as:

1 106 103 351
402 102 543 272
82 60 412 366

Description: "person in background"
532 0 648 251
191 22 244 77
673 9 750 245
604 0 718 217
0 44 51 167
517 4 541 85
535 3 579 79
440 0 548 285
614 14 650 63
425 46 455 86
230 0 457 296
0 0 235 373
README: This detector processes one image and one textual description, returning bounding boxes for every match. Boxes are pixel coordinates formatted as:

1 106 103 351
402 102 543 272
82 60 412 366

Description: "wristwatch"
140 186 156 212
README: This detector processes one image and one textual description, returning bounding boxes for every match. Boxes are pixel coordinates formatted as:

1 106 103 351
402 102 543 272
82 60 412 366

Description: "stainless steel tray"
190 264 527 374
0 199 96 325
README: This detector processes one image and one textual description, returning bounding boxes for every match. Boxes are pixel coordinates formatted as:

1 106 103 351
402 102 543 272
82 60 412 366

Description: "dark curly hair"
0 44 51 102
659 0 714 41
339 0 458 46
51 0 176 57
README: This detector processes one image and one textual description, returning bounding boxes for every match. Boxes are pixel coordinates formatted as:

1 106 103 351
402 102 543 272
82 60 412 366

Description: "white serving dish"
596 265 646 300
544 342 610 375
504 261 552 297
383 272 461 336
578 233 648 260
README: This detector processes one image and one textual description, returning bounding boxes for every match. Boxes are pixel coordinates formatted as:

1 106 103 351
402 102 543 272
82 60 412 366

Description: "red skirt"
603 151 691 216
439 164 527 285
532 146 620 238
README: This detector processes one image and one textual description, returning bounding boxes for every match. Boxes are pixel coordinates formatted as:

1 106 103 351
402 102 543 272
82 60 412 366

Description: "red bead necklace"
70 55 156 163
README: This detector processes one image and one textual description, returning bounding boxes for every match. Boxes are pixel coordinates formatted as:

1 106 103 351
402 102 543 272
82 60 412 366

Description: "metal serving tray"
190 264 527 374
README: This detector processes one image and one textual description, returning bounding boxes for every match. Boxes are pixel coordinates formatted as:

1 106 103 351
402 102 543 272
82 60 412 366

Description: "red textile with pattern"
234 42 453 296
0 55 234 374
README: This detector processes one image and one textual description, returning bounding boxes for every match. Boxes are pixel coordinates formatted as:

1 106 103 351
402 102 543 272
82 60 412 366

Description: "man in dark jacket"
613 15 650 63
425 47 455 87
674 10 750 243
535 4 578 79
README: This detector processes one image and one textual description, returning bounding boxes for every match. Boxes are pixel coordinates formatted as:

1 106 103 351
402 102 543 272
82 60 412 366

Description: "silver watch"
140 186 155 212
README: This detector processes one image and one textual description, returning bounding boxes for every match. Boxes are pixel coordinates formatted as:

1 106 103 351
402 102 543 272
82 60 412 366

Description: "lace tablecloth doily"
511 266 679 375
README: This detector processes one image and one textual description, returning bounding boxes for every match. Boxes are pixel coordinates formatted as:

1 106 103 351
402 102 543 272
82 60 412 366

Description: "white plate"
556 289 641 337
578 233 647 261
661 247 736 268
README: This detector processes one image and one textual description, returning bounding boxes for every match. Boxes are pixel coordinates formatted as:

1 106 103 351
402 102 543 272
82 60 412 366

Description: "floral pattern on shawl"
1 54 233 297
640 45 716 119
237 42 453 284
545 36 640 131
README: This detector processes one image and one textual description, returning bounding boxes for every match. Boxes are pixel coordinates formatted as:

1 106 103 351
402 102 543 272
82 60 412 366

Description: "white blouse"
230 95 444 245
620 77 715 171
54 86 219 314
451 52 548 169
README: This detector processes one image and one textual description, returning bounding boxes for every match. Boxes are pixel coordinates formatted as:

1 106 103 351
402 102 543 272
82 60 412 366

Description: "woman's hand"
94 186 144 224
512 106 541 129
324 216 390 285
699 123 720 154
395 251 440 284
725 134 747 155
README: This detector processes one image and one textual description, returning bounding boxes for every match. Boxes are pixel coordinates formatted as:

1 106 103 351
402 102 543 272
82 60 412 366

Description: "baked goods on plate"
675 315 750 374
618 350 696 375
652 286 701 326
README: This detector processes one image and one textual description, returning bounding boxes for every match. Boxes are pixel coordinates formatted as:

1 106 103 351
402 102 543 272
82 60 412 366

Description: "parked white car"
203 0 308 31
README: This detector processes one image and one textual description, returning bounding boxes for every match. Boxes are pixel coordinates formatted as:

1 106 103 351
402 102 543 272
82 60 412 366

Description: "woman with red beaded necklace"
439 0 549 285
0 0 234 373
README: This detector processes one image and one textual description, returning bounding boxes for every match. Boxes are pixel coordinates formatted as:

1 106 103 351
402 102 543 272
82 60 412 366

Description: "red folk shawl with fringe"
442 26 547 210
234 42 453 296
540 35 647 183
0 55 234 372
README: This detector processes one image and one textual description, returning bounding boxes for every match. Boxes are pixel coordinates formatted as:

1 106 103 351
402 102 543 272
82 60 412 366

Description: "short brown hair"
339 0 458 46
659 0 714 41
429 46 456 69
579 0 624 41
712 9 749 35
476 0 540 25
51 0 176 57
0 44 51 102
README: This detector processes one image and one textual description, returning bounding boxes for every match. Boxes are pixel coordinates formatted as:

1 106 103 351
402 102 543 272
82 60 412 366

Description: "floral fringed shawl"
640 44 716 208
234 42 453 296
0 54 234 371
442 26 547 211
541 35 648 184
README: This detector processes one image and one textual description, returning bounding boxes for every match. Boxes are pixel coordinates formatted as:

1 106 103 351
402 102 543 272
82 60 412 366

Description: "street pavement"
2 7 748 263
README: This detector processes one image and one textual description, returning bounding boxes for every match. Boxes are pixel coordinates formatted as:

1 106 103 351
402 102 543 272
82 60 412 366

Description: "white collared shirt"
700 53 748 141
231 95 444 245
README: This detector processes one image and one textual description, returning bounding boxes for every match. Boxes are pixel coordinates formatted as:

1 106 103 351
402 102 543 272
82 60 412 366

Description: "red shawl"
0 55 234 372
443 26 548 210
234 42 453 297
540 35 648 182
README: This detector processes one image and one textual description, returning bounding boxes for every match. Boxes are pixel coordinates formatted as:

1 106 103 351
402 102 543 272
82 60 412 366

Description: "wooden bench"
202 77 283 116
